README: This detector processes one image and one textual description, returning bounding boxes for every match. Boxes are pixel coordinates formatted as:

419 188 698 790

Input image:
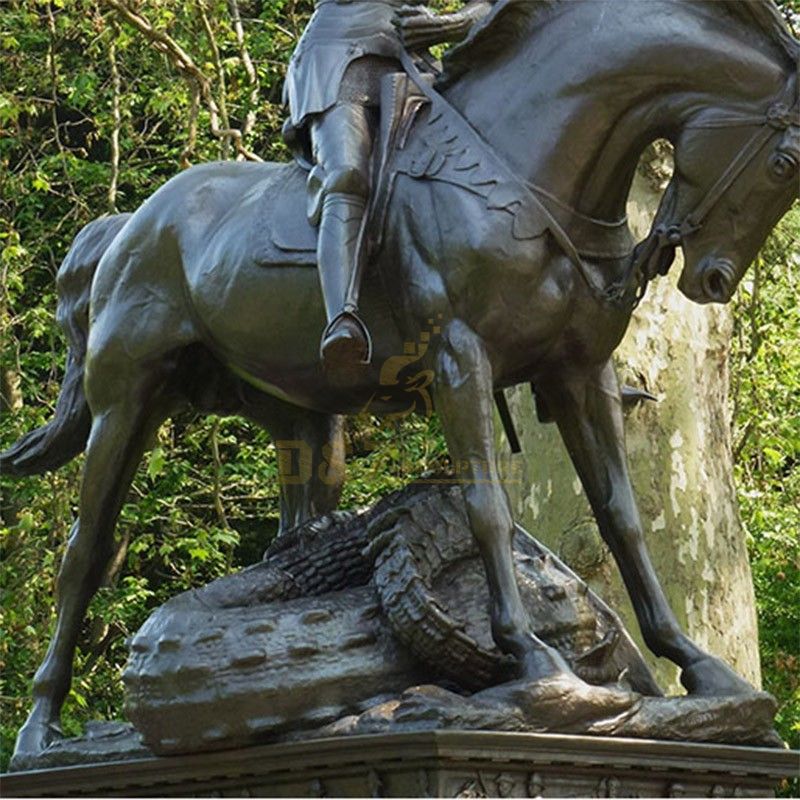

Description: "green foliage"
0 0 797 780
731 204 800 772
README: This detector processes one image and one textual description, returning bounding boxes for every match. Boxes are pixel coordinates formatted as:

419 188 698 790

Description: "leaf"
31 173 50 192
762 447 784 467
146 447 166 480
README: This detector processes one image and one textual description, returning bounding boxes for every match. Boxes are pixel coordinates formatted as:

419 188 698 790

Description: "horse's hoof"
9 721 63 772
516 642 572 682
681 656 758 697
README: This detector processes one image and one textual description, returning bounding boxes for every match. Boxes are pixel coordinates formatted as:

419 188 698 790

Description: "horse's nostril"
701 260 735 301
706 270 725 298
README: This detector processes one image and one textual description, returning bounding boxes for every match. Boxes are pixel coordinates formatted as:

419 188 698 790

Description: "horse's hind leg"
537 359 755 696
276 411 345 533
12 358 172 766
242 391 345 534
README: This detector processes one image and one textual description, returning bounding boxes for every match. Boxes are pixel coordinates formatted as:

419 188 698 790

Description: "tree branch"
107 24 121 212
101 0 262 162
180 80 201 170
45 4 83 205
198 0 231 160
210 418 231 533
228 0 260 150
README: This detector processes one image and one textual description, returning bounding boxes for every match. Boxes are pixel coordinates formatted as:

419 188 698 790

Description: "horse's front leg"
537 359 756 696
432 320 569 679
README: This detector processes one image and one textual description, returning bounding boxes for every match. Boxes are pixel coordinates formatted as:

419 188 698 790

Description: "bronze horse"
3 0 798 762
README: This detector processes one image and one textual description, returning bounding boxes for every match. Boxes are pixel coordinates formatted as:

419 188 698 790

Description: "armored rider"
283 0 496 369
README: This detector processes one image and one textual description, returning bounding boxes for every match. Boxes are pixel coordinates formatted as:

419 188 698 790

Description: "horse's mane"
701 0 800 63
442 0 556 86
442 0 799 86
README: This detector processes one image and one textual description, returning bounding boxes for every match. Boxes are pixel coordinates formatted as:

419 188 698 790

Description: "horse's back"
86 163 301 370
157 162 329 384
164 160 317 271
87 158 410 414
90 160 316 330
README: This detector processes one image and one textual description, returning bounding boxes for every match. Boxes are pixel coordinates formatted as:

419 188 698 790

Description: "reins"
398 51 632 310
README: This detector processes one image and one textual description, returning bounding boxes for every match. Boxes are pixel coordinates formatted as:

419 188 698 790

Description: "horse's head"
670 84 799 304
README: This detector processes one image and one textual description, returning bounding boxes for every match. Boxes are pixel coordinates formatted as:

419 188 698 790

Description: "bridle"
611 80 800 309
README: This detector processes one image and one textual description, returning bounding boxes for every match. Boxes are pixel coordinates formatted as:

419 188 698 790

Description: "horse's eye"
769 151 798 180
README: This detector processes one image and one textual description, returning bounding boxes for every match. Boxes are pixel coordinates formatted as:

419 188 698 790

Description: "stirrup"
320 309 373 366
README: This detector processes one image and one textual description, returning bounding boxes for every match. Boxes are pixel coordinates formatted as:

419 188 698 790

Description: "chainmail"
339 56 400 107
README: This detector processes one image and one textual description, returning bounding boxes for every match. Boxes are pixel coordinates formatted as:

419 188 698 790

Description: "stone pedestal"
2 732 797 798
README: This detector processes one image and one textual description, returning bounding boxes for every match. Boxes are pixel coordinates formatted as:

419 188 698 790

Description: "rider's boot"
317 192 372 367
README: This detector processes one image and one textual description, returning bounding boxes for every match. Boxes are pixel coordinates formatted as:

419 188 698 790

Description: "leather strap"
682 96 799 232
528 184 632 261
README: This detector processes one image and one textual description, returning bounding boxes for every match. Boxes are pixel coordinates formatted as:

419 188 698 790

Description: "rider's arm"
395 1 496 51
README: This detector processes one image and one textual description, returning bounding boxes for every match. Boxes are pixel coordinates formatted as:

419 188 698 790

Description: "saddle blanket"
253 164 318 266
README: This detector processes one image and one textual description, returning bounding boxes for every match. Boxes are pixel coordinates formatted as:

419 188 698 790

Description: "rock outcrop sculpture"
123 484 778 755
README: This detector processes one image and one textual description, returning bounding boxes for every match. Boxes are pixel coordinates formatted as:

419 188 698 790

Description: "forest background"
1 0 798 777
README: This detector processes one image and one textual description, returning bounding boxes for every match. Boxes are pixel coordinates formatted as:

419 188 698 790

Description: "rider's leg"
311 102 374 367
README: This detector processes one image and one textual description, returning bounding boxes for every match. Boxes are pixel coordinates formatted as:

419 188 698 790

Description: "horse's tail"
1 213 132 478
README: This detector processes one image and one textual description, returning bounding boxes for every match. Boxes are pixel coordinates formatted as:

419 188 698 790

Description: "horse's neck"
445 0 787 223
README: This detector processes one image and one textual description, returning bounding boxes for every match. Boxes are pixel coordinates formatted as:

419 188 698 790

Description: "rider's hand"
394 5 470 50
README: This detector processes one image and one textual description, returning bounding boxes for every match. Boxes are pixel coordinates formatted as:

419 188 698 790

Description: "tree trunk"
497 157 761 693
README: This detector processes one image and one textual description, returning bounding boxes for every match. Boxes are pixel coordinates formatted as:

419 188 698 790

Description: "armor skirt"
283 1 420 129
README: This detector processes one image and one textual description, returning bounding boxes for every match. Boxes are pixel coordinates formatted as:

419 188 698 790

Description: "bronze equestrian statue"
2 0 798 766
284 0 496 368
